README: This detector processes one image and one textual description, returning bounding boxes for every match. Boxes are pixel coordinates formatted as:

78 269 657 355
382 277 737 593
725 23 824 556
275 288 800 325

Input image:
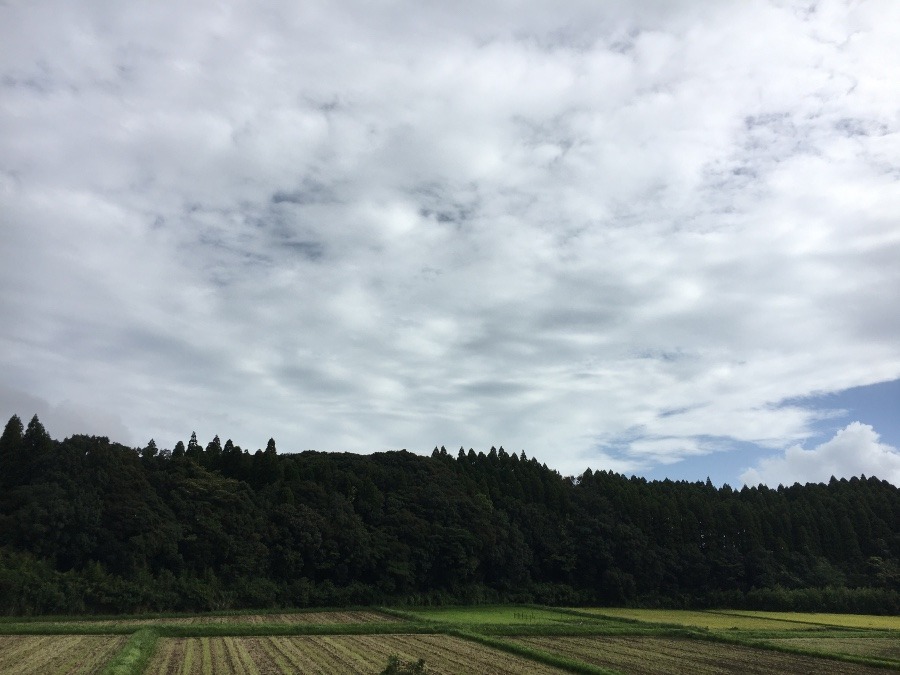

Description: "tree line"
1 414 898 615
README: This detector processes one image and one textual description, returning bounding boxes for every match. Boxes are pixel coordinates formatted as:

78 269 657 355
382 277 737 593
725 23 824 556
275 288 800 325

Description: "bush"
380 655 427 674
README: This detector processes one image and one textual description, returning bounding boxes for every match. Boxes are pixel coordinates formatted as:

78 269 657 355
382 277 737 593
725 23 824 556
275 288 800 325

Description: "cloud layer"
2 0 899 483
741 422 900 487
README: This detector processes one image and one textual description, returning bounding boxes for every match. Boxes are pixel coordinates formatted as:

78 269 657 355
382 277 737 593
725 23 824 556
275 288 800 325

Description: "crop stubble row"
766 637 900 661
0 635 125 675
516 636 892 675
84 610 393 628
144 634 565 674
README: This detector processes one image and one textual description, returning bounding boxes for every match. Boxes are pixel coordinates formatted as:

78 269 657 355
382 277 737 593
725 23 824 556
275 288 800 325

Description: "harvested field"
408 606 585 626
145 634 565 674
91 610 395 627
570 608 818 630
767 636 900 661
0 634 125 675
241 611 397 624
515 636 891 674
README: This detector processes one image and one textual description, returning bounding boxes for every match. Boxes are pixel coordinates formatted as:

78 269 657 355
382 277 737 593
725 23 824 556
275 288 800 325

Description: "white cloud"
741 422 900 487
1 0 899 474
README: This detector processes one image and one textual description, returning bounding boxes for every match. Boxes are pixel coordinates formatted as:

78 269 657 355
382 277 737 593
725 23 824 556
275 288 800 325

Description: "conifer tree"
186 431 201 460
0 414 25 488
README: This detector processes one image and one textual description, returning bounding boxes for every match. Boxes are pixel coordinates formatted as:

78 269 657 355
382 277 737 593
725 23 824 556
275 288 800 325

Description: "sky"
2 0 899 488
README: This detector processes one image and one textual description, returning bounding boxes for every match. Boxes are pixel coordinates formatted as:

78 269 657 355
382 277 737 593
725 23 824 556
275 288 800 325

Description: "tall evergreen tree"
0 414 25 490
186 431 202 460
172 440 185 459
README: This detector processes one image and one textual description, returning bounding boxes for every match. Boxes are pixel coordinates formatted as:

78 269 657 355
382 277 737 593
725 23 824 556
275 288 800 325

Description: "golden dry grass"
570 608 819 630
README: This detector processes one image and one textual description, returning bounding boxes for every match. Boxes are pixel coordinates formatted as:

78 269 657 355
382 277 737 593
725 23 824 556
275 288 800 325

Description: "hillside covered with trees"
1 414 898 615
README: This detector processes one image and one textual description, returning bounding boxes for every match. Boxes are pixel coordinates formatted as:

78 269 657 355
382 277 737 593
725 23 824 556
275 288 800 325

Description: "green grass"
101 628 159 675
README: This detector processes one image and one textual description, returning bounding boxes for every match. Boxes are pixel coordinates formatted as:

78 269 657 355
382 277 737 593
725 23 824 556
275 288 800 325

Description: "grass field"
1 606 898 674
719 611 900 630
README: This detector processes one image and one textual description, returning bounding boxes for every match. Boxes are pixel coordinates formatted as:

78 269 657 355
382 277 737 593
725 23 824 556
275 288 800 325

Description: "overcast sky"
2 0 899 487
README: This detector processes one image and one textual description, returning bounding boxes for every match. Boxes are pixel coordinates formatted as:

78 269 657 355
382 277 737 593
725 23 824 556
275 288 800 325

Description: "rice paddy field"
145 635 564 674
767 636 900 661
0 635 126 675
567 607 824 631
719 610 900 630
401 606 585 626
1 606 897 674
87 610 396 628
513 635 892 675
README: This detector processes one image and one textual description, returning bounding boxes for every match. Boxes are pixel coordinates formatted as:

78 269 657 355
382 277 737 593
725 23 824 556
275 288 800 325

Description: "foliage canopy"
1 415 898 614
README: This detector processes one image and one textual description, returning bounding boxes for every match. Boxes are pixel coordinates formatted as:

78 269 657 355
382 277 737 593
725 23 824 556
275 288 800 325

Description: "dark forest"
1 414 898 615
